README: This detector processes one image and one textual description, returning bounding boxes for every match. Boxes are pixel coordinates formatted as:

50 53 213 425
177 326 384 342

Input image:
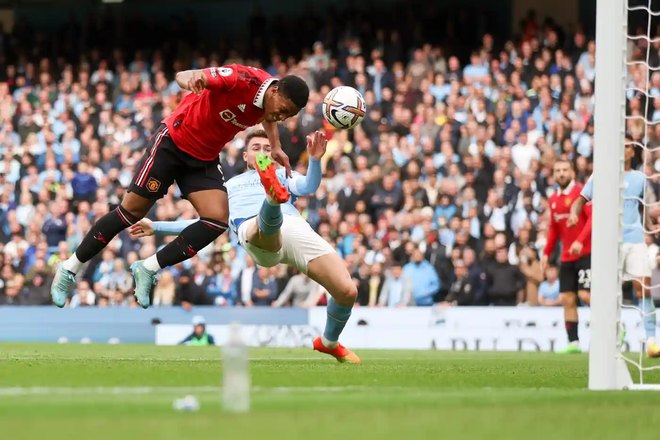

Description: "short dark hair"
278 75 310 110
245 129 268 147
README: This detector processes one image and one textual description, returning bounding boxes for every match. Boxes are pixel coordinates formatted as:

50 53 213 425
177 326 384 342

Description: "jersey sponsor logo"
220 109 236 122
146 177 161 193
238 104 246 112
553 213 570 222
219 67 233 77
209 67 218 78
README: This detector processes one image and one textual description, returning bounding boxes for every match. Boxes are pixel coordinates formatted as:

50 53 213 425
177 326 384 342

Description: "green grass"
1 344 660 440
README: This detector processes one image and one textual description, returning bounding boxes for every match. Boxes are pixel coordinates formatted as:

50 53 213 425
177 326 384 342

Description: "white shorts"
237 215 335 274
621 242 652 280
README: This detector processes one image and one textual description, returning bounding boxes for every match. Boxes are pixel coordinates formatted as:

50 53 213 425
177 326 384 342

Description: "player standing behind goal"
570 138 660 357
541 158 593 354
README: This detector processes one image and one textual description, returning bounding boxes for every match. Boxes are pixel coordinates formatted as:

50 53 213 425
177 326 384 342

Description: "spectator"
403 249 441 306
272 270 319 308
486 248 526 306
378 260 413 307
251 267 278 306
153 271 176 306
443 260 476 306
538 265 562 307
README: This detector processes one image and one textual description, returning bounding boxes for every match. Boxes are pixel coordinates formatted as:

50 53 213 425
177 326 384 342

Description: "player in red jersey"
51 64 309 309
541 158 593 354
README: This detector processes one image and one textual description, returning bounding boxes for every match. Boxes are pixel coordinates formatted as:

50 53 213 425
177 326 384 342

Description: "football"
322 86 367 130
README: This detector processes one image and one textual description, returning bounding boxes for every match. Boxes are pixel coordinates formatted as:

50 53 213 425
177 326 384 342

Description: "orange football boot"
313 336 362 364
255 153 290 204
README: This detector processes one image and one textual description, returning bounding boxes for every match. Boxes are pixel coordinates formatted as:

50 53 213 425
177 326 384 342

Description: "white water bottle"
222 322 250 413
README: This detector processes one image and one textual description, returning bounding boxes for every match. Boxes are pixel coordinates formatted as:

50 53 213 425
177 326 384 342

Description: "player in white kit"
570 139 660 357
130 129 360 363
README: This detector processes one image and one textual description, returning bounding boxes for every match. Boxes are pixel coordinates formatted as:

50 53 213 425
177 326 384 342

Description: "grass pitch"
1 344 660 440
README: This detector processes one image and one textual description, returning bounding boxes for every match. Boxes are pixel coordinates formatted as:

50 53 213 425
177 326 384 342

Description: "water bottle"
222 322 250 413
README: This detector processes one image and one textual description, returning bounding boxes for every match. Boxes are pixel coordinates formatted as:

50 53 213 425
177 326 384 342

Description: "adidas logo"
238 104 246 112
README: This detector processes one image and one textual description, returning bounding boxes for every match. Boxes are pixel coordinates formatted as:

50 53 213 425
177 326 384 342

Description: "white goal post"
589 0 660 391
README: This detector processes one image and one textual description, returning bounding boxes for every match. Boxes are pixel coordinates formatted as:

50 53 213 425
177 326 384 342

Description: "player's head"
244 129 270 170
264 75 309 123
553 158 574 189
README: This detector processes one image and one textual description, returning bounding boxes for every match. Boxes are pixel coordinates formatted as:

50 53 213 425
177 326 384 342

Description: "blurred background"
0 0 658 346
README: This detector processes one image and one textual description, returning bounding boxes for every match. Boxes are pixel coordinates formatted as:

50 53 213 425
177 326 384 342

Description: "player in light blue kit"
570 140 659 357
130 129 361 363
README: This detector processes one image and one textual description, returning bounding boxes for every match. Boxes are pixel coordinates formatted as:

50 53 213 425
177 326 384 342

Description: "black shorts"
128 125 226 200
559 255 592 293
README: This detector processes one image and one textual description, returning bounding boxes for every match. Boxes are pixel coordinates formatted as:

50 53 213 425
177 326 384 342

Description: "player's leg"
51 126 171 307
306 252 360 363
556 261 581 354
132 151 229 308
281 218 360 363
239 217 283 253
624 243 658 356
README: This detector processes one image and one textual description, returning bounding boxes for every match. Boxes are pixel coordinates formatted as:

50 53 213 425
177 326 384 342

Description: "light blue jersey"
227 158 323 233
581 171 646 244
227 168 300 232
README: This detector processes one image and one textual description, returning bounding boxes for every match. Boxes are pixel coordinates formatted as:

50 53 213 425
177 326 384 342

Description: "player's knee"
120 193 151 219
334 281 357 306
561 293 577 308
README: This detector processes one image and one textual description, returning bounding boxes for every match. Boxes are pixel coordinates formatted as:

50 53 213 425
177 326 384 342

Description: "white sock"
266 195 279 206
62 253 83 273
143 255 161 272
321 336 338 349
569 340 580 348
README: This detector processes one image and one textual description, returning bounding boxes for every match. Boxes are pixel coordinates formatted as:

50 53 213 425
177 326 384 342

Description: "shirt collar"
253 78 277 109
557 180 575 195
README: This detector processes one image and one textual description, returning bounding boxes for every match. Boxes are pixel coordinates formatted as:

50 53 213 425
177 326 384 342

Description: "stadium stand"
0 3 658 308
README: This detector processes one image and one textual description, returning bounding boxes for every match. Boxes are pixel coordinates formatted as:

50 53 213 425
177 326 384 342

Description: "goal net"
590 0 660 390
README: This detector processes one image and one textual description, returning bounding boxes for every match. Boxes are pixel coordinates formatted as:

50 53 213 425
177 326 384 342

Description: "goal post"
589 0 632 391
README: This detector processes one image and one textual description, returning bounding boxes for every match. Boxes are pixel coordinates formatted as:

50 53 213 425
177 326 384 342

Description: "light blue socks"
323 297 353 346
641 296 657 341
258 199 283 235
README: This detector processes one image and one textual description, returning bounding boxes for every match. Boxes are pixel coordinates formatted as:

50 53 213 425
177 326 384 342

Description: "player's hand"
540 254 549 273
187 71 208 96
566 214 579 228
129 219 155 238
569 241 584 256
271 146 292 178
306 131 328 161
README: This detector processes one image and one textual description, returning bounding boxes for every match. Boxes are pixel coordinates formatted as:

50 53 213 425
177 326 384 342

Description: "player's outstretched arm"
288 131 327 196
129 218 199 238
263 120 291 177
176 67 237 95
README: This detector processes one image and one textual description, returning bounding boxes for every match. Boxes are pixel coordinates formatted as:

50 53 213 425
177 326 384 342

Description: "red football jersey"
163 64 274 161
543 181 593 262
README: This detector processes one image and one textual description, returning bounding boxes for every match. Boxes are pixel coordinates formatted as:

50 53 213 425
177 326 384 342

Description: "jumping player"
130 129 360 363
570 140 660 357
50 65 309 308
541 158 593 354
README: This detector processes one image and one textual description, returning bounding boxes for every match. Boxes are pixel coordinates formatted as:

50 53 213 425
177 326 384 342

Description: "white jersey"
226 168 302 233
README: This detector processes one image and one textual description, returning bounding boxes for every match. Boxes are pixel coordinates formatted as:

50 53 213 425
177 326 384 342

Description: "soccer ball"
322 86 367 130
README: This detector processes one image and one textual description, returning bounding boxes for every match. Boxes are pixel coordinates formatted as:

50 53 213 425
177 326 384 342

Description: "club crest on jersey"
565 198 572 206
552 203 556 209
146 177 161 193
219 67 233 77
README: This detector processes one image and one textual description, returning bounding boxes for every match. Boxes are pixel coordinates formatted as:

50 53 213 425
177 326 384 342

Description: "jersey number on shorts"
578 269 592 289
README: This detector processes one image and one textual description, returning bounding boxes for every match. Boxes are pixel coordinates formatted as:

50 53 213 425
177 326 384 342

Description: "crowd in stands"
2 6 660 308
